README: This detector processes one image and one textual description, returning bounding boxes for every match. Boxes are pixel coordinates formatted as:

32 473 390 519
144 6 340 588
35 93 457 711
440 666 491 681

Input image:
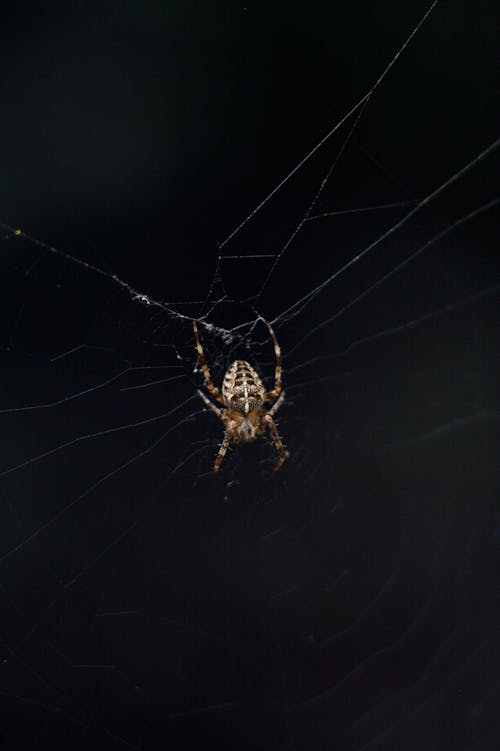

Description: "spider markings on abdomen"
222 360 265 415
193 321 288 473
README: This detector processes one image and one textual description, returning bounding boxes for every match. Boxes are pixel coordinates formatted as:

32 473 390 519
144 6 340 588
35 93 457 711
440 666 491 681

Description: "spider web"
0 1 498 750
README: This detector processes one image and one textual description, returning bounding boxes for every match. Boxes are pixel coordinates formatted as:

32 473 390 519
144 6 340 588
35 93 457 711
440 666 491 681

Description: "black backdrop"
0 2 498 750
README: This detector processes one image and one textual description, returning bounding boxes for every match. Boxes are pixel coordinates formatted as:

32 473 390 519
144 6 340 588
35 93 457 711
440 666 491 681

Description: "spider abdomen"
222 360 265 414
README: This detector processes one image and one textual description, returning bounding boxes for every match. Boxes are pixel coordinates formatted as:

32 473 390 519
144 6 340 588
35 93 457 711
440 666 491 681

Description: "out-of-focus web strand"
217 0 440 255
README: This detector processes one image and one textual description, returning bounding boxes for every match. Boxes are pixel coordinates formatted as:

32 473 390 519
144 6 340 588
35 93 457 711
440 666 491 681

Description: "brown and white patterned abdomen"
222 360 265 414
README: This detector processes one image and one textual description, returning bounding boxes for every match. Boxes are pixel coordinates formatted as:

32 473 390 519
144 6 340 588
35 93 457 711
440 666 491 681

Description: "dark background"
0 1 498 750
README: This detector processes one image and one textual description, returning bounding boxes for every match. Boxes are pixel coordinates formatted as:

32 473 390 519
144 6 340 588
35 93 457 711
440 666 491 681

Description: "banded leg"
193 321 224 404
265 324 282 401
196 389 225 421
214 429 232 473
264 413 287 471
268 391 285 417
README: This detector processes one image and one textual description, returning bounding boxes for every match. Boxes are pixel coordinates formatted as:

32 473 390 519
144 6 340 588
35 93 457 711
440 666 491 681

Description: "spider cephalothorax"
193 321 287 472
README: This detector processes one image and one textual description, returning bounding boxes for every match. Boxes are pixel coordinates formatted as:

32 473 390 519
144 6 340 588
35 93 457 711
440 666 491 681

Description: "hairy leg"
264 413 287 471
265 323 282 401
193 321 224 404
214 429 232 473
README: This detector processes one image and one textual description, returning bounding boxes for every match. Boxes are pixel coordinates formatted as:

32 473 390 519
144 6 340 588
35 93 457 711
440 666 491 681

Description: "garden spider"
193 321 287 473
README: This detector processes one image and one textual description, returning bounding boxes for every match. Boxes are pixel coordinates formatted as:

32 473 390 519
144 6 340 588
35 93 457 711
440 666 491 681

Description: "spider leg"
214 429 232 473
196 389 225 421
196 388 231 473
265 323 282 401
263 413 287 471
268 391 285 417
193 321 225 404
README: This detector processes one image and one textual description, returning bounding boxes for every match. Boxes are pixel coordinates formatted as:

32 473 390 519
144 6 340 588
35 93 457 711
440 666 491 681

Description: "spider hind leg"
214 430 232 473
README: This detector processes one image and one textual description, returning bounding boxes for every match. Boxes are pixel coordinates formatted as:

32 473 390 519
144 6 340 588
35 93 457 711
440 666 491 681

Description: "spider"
193 320 287 473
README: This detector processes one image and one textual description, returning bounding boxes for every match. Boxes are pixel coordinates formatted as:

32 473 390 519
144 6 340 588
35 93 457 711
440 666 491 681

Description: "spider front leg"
193 321 225 404
264 413 287 471
265 323 282 401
